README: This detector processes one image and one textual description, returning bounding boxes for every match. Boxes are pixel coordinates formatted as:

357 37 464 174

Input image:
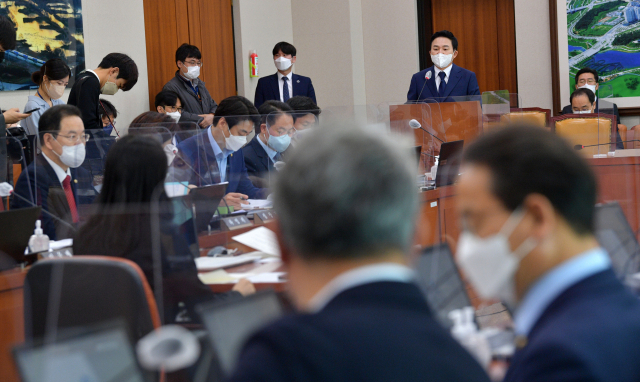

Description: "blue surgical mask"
266 130 291 153
103 123 114 135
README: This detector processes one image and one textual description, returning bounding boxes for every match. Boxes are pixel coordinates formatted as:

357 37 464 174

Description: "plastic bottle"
28 220 50 253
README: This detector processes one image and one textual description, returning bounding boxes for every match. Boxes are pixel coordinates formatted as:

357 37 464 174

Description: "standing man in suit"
12 105 95 240
164 44 217 128
407 30 480 102
230 126 490 382
254 42 316 109
177 96 267 209
243 101 294 188
456 126 640 382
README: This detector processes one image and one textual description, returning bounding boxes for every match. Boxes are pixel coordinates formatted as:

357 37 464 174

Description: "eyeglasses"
577 78 597 85
57 133 90 144
184 60 202 67
165 106 183 113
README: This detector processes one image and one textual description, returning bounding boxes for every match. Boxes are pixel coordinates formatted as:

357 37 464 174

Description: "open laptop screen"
435 140 464 188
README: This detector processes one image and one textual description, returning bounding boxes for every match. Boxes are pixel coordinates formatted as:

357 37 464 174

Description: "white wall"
233 0 294 103
0 0 149 133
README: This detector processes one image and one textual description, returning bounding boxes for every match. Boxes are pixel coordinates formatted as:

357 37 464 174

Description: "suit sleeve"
234 152 267 199
467 73 480 96
504 343 599 382
307 79 317 105
11 168 57 240
254 78 266 109
407 73 418 102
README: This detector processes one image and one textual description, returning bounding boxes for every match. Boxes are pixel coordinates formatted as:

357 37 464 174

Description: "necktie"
438 71 447 98
62 175 79 223
282 76 290 102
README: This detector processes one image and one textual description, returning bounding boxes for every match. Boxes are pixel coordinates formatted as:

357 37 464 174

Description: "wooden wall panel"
496 0 518 95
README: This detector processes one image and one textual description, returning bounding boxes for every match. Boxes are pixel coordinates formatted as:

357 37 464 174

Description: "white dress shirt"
42 152 71 184
434 65 453 92
207 127 233 183
307 263 416 313
277 71 293 102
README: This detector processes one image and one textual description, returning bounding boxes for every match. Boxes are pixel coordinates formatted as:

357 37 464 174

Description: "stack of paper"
232 227 281 256
194 254 261 271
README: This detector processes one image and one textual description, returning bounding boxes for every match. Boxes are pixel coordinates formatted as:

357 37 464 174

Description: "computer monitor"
189 182 228 232
0 206 41 264
197 290 283 377
13 324 146 382
415 243 473 328
435 140 464 188
594 202 640 279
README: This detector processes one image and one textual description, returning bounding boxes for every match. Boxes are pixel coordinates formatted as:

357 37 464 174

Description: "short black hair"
99 99 118 120
258 100 293 125
272 41 296 57
575 67 599 83
463 126 597 235
98 53 138 91
38 104 82 141
286 96 321 121
0 15 16 51
570 87 595 105
154 90 183 109
31 58 71 85
431 30 458 51
212 96 260 131
175 43 201 63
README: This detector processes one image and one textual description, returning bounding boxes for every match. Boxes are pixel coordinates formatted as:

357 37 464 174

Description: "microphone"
416 70 433 102
574 140 640 150
409 119 445 143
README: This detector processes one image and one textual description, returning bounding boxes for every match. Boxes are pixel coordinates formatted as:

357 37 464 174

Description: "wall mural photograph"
0 0 84 91
567 0 640 98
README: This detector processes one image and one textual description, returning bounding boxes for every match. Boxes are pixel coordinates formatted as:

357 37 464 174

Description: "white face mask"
456 209 538 306
576 109 594 114
275 57 292 71
166 111 181 122
578 83 597 96
54 141 86 168
45 81 66 100
182 65 200 80
224 127 247 152
164 143 177 166
431 53 454 69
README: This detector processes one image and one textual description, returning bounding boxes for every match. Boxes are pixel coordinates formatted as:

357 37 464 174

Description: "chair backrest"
550 113 616 157
618 124 628 148
501 107 551 128
24 256 161 342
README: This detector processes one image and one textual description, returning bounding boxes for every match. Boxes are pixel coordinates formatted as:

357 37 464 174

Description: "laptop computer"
435 140 464 188
189 182 228 232
594 202 640 279
196 290 283 378
0 206 42 264
13 322 147 382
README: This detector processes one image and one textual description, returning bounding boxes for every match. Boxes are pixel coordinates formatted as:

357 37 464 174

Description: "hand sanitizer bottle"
28 220 50 253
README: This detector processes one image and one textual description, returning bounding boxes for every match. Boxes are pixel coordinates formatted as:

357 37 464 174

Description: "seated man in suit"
177 96 267 209
243 101 294 188
407 30 480 102
286 95 321 146
456 126 640 382
254 42 316 108
12 105 96 240
230 126 491 382
563 69 624 150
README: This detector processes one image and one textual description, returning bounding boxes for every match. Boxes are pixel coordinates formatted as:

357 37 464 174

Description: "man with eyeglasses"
12 105 96 240
561 67 624 149
163 44 217 128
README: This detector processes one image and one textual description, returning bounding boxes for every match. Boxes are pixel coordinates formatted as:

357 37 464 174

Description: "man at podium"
407 30 480 102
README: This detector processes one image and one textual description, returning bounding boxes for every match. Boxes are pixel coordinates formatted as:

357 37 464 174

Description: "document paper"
232 227 281 256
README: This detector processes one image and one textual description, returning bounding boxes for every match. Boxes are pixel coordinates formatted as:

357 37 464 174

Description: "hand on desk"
224 193 249 209
232 278 256 296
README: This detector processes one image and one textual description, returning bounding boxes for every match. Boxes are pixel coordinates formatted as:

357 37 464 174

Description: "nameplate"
614 148 640 158
254 210 277 224
221 216 253 231
38 248 74 260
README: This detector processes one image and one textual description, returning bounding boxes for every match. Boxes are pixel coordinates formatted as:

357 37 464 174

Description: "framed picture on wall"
0 0 84 91
550 0 640 114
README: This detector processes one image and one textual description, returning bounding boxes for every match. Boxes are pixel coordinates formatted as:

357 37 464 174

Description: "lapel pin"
73 179 78 184
297 80 300 83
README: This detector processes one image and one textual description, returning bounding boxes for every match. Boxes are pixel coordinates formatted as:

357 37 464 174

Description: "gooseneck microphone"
574 140 640 150
409 119 445 143
416 70 432 102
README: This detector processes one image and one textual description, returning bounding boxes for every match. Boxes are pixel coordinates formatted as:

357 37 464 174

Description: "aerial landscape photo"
0 0 84 91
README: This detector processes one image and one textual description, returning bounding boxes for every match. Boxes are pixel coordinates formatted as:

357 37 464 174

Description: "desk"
0 269 27 381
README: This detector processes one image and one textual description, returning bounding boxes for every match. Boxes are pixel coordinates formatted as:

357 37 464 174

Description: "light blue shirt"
22 95 65 136
207 127 233 183
256 135 278 163
514 247 611 336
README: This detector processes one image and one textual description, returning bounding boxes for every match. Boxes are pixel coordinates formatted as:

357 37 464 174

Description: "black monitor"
13 323 146 382
197 290 283 377
189 182 228 232
594 202 640 279
435 140 464 188
0 206 41 265
415 243 473 328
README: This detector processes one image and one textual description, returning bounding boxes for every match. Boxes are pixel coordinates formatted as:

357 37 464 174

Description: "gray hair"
273 124 419 260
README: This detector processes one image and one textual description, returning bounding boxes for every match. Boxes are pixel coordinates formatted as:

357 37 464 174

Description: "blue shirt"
207 127 233 183
514 247 611 336
256 135 278 163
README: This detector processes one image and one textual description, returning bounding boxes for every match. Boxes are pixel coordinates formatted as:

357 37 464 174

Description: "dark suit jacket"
505 269 640 382
407 64 480 102
177 131 266 199
561 101 624 149
242 135 276 188
11 154 96 240
254 73 316 109
163 71 218 125
230 281 490 382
